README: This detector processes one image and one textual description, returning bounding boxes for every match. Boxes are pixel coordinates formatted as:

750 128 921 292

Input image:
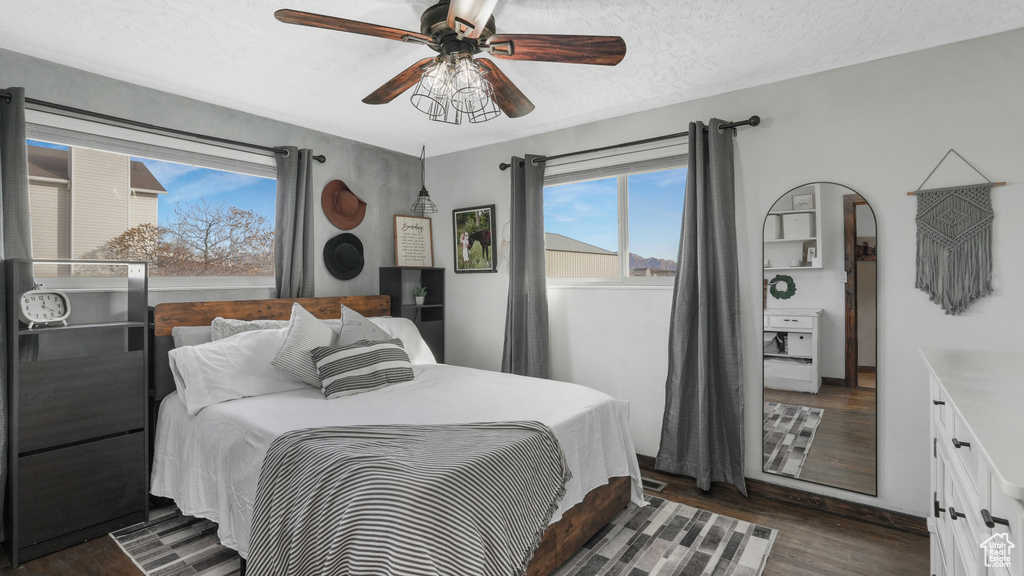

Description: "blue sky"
544 166 686 261
139 160 275 226
28 140 275 226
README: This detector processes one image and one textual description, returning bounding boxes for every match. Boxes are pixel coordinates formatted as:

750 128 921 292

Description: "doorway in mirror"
762 182 877 496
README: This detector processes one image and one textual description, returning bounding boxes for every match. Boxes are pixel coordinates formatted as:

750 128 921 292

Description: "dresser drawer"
948 478 985 575
17 351 145 453
931 376 952 436
986 479 1023 575
767 315 813 329
950 412 983 496
16 433 146 546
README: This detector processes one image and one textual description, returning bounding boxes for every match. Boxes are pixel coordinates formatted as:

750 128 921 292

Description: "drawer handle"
948 507 966 521
934 500 946 518
982 509 1010 528
932 400 945 406
951 438 971 449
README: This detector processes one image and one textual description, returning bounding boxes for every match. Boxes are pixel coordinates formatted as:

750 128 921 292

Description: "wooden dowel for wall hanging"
906 182 1007 196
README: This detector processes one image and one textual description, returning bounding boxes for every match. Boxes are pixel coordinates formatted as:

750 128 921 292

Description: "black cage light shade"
411 145 438 216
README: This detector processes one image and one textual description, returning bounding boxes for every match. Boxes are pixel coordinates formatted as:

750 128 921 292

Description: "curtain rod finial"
748 115 761 126
312 154 326 164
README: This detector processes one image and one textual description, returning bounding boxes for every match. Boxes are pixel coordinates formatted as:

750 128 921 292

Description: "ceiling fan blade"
446 0 498 39
487 34 627 66
275 9 432 45
362 58 435 105
477 59 535 119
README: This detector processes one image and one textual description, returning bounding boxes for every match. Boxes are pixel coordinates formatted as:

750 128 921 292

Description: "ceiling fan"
275 1 627 123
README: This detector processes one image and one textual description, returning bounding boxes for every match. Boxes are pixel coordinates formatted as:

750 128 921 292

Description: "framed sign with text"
394 215 434 267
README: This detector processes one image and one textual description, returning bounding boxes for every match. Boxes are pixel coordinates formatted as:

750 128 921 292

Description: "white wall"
429 27 1024 516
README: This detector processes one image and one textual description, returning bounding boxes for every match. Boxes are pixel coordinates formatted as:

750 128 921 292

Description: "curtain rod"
498 115 760 171
0 88 326 163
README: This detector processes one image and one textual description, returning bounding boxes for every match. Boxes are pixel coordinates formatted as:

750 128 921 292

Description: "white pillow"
168 328 306 416
171 326 212 348
367 317 437 365
272 303 338 386
338 305 391 346
211 316 343 341
211 317 289 341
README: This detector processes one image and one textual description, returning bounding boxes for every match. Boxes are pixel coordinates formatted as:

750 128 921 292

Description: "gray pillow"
171 326 213 348
338 305 390 346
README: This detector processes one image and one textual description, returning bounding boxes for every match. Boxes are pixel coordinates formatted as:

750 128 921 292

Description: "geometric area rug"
111 506 241 576
553 496 777 576
763 401 824 479
115 499 777 576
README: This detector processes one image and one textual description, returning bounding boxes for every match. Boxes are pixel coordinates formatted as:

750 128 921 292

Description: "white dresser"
763 308 822 393
920 348 1024 576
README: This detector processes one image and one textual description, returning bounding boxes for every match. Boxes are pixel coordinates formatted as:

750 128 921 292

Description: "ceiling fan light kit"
410 54 501 124
275 1 627 125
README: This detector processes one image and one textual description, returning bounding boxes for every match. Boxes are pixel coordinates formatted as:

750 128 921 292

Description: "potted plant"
413 285 428 306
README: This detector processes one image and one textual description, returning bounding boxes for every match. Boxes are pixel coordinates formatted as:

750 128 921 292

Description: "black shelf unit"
4 259 149 566
379 267 444 363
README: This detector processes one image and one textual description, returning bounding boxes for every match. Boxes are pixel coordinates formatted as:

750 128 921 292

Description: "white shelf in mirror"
763 183 823 269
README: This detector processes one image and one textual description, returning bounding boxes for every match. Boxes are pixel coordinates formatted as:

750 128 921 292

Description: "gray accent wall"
0 47 417 301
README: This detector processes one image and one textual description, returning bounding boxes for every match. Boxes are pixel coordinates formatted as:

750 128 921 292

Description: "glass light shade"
447 0 498 38
408 54 502 125
410 58 453 118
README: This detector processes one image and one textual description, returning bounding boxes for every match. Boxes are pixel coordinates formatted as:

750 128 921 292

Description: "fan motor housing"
421 1 495 53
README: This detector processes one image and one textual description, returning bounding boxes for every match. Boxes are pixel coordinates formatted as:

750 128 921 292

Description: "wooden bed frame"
150 296 630 576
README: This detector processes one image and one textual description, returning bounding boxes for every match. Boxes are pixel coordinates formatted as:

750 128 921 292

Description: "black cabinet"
4 259 149 566
379 267 444 363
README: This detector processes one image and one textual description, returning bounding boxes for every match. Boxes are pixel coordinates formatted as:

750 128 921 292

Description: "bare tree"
104 199 274 276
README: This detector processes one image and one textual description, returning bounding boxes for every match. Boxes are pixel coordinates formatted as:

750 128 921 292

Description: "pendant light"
411 145 438 216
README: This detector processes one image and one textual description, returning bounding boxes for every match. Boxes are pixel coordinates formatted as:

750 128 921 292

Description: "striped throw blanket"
247 421 571 576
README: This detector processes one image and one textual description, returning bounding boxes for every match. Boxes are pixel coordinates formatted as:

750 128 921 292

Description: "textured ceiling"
2 1 1023 157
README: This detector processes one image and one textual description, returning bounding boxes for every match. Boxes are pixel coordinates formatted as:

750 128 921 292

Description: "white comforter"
150 363 645 559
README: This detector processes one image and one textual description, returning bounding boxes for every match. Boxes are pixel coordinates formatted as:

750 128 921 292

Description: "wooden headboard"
151 296 391 402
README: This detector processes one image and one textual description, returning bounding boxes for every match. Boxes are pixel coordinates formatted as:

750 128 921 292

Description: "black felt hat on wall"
323 233 364 280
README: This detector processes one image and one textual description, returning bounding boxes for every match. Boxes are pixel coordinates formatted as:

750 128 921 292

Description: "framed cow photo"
452 205 497 273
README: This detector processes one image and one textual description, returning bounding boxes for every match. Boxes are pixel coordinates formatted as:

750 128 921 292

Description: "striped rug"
115 499 776 576
763 401 824 478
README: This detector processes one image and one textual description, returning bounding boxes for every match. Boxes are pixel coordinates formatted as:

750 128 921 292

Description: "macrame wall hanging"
908 150 1003 315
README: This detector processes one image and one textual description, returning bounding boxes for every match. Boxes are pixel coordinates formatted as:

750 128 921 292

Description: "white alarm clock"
18 284 71 329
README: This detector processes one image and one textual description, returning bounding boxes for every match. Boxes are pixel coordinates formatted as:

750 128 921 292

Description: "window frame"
25 110 278 292
543 144 687 287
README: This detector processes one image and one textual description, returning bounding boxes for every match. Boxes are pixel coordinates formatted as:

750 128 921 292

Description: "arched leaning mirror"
761 182 877 496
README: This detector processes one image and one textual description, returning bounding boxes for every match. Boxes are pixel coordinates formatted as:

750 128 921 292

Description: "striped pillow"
271 303 338 386
311 338 414 399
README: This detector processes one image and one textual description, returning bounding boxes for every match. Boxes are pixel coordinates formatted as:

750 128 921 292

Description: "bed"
148 296 644 575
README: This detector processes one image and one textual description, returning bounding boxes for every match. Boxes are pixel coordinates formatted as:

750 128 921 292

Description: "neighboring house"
544 232 618 278
27 144 167 262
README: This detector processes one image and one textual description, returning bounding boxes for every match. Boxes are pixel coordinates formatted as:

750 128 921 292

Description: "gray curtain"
501 155 549 378
656 119 746 495
1 87 34 540
274 147 314 298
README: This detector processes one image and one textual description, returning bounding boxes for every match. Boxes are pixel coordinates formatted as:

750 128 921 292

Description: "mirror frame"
761 182 878 496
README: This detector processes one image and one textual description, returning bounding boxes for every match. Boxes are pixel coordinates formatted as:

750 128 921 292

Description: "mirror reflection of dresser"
761 182 877 496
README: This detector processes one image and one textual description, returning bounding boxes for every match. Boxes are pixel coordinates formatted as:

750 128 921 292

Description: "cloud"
138 159 204 186
162 170 272 204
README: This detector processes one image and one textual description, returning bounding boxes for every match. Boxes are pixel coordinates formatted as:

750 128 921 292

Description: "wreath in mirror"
769 274 797 300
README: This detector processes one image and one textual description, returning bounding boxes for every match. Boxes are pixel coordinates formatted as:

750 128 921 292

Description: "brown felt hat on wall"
321 179 366 230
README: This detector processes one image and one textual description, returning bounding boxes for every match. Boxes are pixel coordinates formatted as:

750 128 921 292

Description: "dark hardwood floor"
2 463 928 576
765 383 877 494
641 466 929 576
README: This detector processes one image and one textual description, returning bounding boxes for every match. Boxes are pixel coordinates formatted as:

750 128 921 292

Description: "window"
25 111 276 285
543 153 687 280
